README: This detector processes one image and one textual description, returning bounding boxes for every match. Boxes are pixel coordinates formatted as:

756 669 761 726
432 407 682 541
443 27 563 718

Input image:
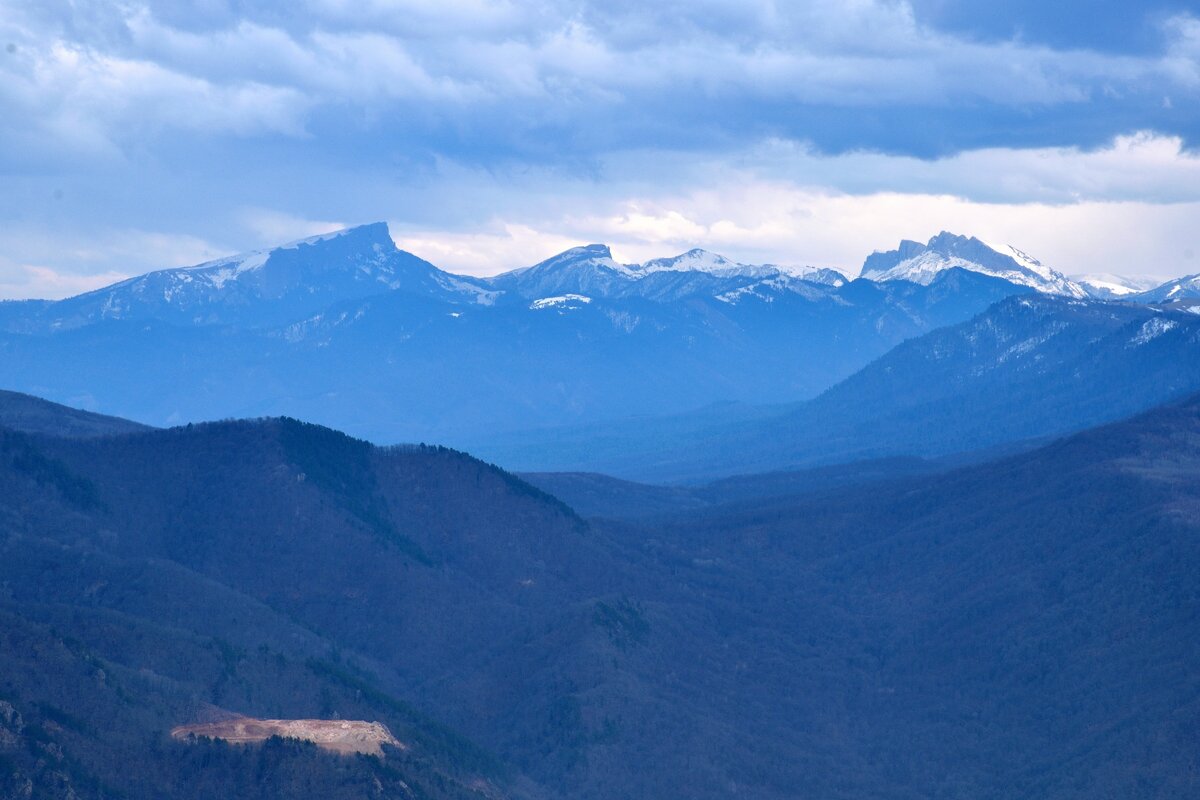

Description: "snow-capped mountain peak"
32 222 493 331
512 244 635 277
639 249 762 276
861 232 1087 297
487 244 640 298
177 222 397 289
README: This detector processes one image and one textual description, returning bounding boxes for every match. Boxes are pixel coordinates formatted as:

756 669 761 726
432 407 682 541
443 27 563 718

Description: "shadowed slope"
0 388 152 437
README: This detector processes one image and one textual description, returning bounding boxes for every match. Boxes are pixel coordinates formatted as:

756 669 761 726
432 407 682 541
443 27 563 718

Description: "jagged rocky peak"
861 239 928 275
860 231 1087 297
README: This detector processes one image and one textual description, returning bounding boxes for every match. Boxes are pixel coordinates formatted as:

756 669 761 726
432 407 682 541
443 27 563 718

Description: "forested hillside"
0 419 579 799
1 396 1199 798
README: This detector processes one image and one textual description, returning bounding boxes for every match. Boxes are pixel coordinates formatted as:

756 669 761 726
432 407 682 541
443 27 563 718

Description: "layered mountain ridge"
1 222 1195 467
0 223 1049 443
4 223 1189 330
467 294 1200 480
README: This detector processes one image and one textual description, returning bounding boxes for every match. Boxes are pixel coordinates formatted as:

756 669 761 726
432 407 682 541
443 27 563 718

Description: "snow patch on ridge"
278 227 361 250
531 294 592 310
637 249 846 285
1072 272 1163 298
1130 317 1178 346
981 240 1057 284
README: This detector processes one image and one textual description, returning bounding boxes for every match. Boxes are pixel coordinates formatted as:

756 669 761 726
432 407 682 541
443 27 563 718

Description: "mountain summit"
861 232 1087 297
639 248 774 277
487 243 636 298
5 222 492 332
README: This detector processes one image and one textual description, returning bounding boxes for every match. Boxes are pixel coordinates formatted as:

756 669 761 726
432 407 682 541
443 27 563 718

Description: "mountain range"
1 224 1197 480
0 225 1052 446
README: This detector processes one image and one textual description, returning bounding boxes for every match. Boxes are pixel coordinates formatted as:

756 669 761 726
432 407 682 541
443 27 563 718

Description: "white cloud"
390 190 1200 280
1 2 1199 297
0 36 310 164
4 2 1198 165
240 209 347 247
734 131 1200 203
1163 13 1200 87
395 223 584 275
387 135 1200 278
0 226 226 300
0 264 131 301
124 14 477 103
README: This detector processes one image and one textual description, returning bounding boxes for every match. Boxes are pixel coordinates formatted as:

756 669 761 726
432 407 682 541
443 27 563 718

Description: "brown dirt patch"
171 717 403 756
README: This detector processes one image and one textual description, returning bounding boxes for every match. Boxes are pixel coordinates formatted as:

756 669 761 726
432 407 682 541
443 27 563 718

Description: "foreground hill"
470 295 1200 480
0 418 588 799
2 393 1199 798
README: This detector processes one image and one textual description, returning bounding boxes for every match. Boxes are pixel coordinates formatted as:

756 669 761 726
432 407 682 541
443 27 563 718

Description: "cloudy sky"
2 0 1199 298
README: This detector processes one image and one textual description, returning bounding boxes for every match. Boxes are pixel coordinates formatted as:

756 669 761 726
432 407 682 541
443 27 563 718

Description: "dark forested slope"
2 394 1199 799
604 394 1200 798
0 419 583 800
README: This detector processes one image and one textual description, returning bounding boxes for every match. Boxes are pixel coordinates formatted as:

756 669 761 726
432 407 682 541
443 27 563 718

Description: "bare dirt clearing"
171 718 402 755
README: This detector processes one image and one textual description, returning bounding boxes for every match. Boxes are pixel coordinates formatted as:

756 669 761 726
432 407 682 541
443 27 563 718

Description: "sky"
2 0 1199 298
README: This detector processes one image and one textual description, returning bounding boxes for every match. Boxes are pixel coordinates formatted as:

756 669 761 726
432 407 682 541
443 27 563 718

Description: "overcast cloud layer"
2 0 1199 297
